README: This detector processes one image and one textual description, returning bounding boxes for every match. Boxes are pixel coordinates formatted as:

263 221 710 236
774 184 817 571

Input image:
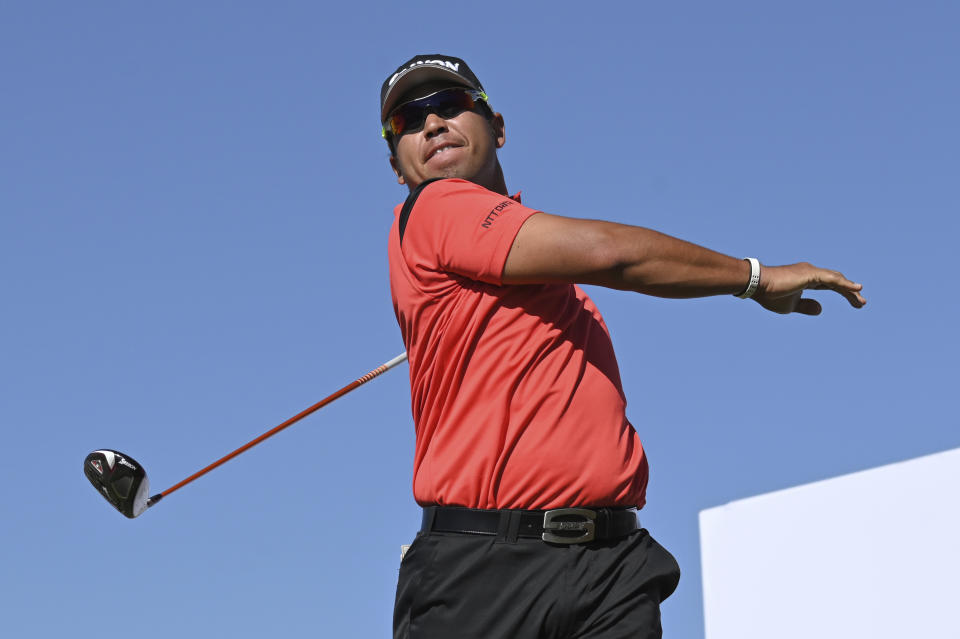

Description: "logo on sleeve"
481 200 515 229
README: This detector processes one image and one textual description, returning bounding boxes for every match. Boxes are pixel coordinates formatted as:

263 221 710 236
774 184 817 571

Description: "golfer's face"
391 82 504 190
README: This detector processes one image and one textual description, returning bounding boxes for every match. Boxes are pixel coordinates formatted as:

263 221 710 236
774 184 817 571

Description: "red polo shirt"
388 178 648 510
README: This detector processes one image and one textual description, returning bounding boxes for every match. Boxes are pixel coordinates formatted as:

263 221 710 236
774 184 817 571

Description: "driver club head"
83 450 151 518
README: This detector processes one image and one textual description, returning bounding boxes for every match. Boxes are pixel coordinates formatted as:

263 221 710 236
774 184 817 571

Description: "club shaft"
147 352 407 508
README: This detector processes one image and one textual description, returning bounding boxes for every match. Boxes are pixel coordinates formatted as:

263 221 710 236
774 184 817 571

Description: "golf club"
84 352 408 518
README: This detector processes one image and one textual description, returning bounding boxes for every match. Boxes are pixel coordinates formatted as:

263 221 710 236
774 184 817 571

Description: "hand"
752 262 866 315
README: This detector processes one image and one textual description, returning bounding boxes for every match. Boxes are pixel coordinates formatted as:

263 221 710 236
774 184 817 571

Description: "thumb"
794 298 822 316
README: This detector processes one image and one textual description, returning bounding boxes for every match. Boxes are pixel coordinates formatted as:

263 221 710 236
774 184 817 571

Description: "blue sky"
2 2 957 637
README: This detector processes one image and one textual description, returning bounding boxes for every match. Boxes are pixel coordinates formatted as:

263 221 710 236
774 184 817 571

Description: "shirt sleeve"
399 179 539 285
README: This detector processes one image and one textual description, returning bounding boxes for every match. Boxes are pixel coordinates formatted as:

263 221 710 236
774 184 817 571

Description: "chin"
424 163 467 180
439 167 467 179
425 153 473 177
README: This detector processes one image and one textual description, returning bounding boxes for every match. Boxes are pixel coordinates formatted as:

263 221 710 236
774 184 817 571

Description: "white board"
699 447 960 639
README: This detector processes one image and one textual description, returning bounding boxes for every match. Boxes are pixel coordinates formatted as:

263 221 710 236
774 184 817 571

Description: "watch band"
736 258 761 299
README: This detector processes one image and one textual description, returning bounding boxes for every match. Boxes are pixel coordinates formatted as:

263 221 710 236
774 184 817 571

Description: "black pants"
394 527 680 638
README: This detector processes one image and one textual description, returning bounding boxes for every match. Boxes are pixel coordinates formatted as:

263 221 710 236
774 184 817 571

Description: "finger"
842 288 867 308
794 298 822 316
819 270 863 294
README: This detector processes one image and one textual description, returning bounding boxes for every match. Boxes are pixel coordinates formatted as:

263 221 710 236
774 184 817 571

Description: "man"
381 55 865 639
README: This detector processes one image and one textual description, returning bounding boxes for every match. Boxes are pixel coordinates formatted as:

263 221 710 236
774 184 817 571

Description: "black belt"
421 506 639 545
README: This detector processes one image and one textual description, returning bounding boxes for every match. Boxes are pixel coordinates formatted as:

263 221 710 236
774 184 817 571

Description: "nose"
422 111 447 139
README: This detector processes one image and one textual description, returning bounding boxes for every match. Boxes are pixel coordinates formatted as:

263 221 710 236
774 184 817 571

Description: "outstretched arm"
501 213 865 315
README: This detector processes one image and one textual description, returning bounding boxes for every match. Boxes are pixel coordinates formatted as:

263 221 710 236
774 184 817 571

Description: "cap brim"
381 66 476 121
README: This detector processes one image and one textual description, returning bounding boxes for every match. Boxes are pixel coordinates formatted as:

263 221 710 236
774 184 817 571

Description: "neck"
406 161 508 195
484 162 508 196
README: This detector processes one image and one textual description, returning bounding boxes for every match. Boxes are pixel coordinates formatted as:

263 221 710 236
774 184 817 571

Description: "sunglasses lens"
387 89 479 136
387 111 409 136
434 90 475 118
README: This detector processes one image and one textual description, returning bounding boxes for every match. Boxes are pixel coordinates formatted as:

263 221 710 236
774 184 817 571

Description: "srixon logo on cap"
388 59 461 86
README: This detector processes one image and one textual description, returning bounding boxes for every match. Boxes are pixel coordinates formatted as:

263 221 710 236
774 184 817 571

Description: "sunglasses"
382 88 489 139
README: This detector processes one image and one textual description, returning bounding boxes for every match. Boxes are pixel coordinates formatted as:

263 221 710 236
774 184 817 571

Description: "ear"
490 112 506 149
389 155 406 185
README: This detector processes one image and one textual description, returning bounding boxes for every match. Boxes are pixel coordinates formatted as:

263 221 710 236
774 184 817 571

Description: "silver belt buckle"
541 508 596 544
